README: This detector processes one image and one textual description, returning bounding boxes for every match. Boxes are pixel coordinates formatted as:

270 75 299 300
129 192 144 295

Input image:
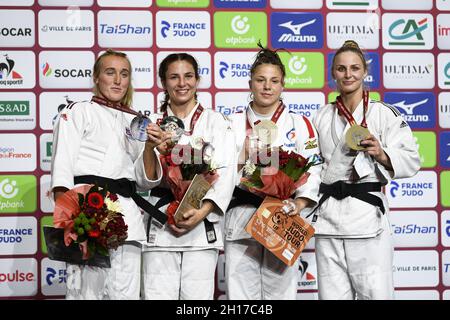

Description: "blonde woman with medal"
312 40 420 299
224 44 322 300
141 53 236 300
51 50 170 299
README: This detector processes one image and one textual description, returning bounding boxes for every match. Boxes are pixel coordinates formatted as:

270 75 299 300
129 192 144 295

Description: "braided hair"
250 41 286 79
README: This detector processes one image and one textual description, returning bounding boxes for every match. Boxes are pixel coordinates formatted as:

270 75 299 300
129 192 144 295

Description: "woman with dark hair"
224 44 322 300
142 53 236 300
312 40 420 299
51 49 170 299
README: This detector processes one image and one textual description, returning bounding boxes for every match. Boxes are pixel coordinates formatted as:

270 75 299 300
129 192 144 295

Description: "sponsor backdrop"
0 0 448 300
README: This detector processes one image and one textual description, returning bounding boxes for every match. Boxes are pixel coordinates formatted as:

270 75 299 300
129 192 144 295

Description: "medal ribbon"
334 91 369 128
163 104 204 136
91 96 146 118
245 101 285 133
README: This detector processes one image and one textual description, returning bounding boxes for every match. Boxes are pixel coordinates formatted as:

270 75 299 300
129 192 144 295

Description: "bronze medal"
345 124 370 151
254 120 278 145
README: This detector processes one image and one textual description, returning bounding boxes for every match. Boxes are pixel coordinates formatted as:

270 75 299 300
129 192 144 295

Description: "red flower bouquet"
241 146 313 200
51 184 128 262
160 136 219 224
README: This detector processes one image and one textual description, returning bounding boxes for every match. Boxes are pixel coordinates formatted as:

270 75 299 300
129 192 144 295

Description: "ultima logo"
0 270 34 282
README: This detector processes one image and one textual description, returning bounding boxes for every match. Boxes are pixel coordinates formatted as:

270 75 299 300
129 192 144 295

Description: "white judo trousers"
225 239 300 300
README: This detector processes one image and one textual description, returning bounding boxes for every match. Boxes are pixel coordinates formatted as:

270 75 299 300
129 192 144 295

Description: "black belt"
307 181 385 221
74 175 167 225
226 187 264 211
148 187 217 243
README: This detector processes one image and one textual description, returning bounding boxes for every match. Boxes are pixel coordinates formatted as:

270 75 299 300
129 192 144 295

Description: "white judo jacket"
312 99 421 237
225 106 322 241
144 105 237 251
51 100 163 242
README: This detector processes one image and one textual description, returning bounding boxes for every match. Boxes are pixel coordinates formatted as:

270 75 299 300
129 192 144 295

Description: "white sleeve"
377 103 421 180
294 115 322 203
203 114 237 221
50 103 88 191
134 147 163 191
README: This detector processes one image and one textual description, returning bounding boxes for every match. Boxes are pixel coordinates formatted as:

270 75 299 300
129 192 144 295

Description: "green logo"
327 91 380 103
46 141 53 157
279 52 324 89
214 12 267 48
413 131 436 168
0 101 30 115
0 175 37 213
156 0 209 7
40 215 54 254
441 171 450 207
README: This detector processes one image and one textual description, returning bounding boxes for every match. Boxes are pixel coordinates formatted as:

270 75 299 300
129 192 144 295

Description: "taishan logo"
0 55 23 85
388 18 428 46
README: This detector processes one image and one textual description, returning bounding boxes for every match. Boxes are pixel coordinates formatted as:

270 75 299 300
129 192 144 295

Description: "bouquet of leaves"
241 146 313 200
160 136 219 224
51 184 128 262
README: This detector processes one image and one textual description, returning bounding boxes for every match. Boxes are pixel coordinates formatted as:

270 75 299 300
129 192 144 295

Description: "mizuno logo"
279 19 316 35
394 98 428 114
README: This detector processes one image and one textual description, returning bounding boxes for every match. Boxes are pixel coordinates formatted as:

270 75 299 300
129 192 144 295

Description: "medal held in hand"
335 90 370 151
160 116 185 143
130 114 152 142
254 120 278 146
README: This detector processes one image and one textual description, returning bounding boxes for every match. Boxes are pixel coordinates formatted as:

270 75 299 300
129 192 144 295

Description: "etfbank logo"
414 131 436 168
39 0 93 5
437 14 450 50
0 51 35 89
0 258 37 297
0 133 36 172
156 51 211 89
156 11 209 48
283 92 324 120
214 0 266 8
381 0 433 10
384 92 435 129
326 0 378 10
0 216 37 255
440 132 450 168
393 250 439 288
41 258 67 296
39 51 94 89
214 12 267 48
98 10 152 48
38 9 94 48
279 52 324 89
390 210 438 248
39 91 92 130
0 92 36 130
438 53 450 89
0 9 34 47
157 0 209 7
327 12 380 49
214 51 255 89
0 175 36 213
383 52 434 89
215 92 248 116
270 0 322 9
382 14 434 50
271 12 323 49
386 171 437 208
297 253 317 290
439 92 450 128
328 52 380 89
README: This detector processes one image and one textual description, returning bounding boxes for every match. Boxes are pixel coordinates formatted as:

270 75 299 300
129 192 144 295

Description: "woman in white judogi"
224 45 322 300
312 40 420 300
51 50 168 299
142 53 236 300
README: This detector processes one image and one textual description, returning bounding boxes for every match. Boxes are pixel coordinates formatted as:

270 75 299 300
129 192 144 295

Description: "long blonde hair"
93 49 134 107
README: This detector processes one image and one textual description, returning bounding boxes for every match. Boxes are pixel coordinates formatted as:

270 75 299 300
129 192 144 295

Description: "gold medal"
254 120 278 145
345 125 370 151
